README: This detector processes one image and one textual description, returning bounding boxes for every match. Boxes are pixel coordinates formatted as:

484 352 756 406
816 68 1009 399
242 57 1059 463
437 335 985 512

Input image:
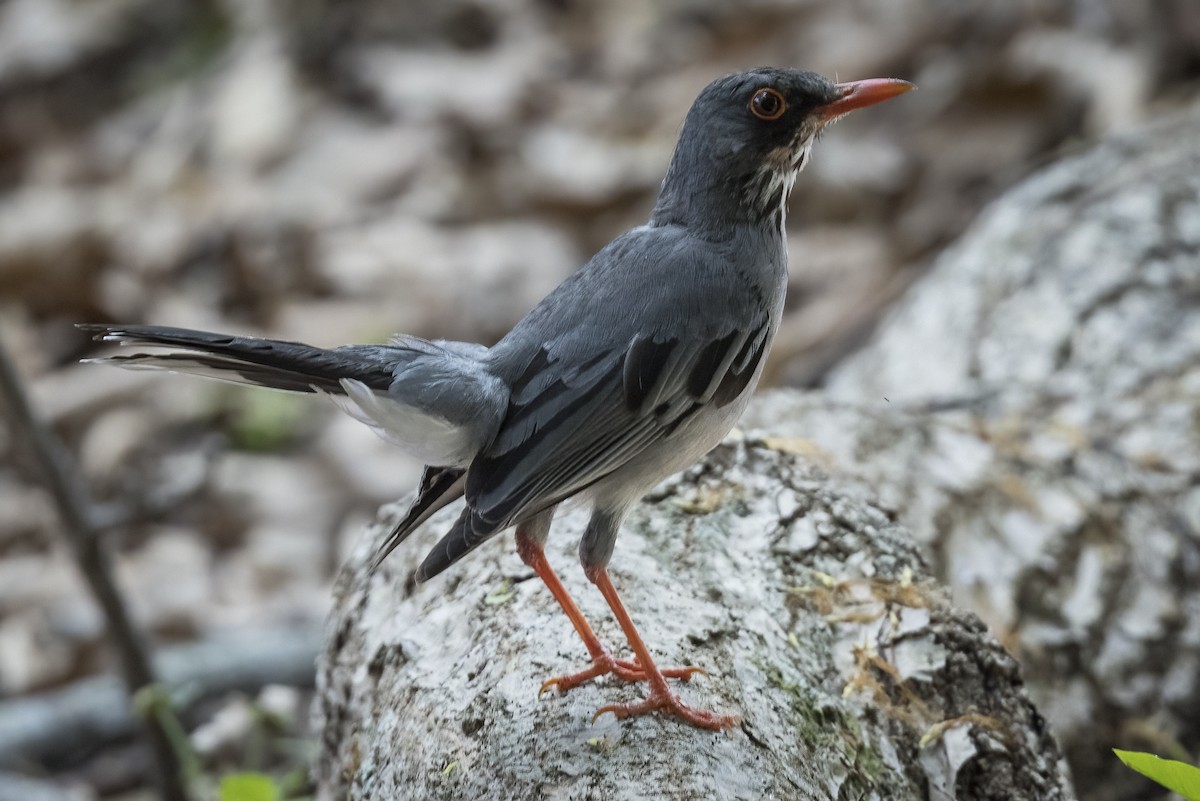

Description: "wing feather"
464 315 769 536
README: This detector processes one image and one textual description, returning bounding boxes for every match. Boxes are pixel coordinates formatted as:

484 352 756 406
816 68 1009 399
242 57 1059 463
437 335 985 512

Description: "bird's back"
467 221 789 530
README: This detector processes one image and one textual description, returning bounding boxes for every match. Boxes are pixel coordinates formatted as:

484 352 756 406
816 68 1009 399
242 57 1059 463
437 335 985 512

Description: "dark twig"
0 339 189 801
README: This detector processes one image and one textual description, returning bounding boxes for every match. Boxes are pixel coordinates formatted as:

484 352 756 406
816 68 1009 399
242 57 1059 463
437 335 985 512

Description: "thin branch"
0 338 190 801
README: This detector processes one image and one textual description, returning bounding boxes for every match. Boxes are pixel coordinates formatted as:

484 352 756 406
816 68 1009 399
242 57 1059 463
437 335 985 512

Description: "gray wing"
412 313 770 582
483 319 770 517
414 320 769 581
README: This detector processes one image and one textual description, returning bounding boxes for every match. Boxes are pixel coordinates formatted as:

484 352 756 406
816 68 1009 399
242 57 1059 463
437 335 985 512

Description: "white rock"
210 37 302 170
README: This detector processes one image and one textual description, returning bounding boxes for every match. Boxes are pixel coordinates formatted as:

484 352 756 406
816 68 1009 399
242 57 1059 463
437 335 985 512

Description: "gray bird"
81 68 913 730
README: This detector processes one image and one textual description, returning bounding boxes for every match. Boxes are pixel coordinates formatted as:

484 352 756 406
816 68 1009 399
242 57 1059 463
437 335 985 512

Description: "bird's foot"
539 652 704 696
593 687 740 731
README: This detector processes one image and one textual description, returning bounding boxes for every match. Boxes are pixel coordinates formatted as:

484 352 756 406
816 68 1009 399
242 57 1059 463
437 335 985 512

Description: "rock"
0 609 70 695
77 407 157 477
208 454 340 618
190 696 254 758
350 44 546 128
830 111 1200 403
32 362 173 425
510 124 666 207
268 114 434 224
0 771 89 801
211 454 339 534
116 528 212 638
315 439 1073 800
0 186 109 318
1007 28 1150 136
256 683 301 721
314 218 579 342
0 554 97 695
208 36 301 170
0 0 143 82
0 485 56 551
770 224 902 387
0 626 323 767
743 104 1200 801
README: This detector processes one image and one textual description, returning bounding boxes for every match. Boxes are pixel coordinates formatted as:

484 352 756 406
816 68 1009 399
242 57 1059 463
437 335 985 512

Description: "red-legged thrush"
81 68 914 729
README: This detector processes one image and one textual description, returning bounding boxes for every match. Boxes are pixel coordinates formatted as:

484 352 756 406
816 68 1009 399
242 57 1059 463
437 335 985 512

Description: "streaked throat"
744 137 814 233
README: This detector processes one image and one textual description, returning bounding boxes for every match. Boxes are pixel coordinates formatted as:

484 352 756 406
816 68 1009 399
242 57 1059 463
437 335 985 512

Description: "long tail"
82 323 515 572
80 323 509 468
77 324 398 395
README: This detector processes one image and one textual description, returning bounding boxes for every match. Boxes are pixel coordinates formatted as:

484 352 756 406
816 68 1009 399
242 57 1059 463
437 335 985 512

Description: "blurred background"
1 0 1198 797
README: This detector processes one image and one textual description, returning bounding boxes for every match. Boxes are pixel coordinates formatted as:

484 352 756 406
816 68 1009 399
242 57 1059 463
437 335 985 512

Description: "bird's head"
653 67 915 232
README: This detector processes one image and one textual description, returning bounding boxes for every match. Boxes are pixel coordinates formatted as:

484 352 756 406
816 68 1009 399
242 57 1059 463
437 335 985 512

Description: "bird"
81 68 914 730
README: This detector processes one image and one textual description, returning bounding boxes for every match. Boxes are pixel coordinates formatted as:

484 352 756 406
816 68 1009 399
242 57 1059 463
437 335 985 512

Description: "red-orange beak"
818 78 915 123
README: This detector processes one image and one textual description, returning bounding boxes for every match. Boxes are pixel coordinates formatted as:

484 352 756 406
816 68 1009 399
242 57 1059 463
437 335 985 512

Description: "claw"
539 660 606 696
611 657 704 683
593 688 739 731
539 651 704 696
671 666 706 682
580 567 741 731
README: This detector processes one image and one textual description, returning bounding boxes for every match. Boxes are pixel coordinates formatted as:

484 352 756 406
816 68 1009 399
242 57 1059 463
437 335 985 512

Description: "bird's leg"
514 525 702 694
587 565 739 731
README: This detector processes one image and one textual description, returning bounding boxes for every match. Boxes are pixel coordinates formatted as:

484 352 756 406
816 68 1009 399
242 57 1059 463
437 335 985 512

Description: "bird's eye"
749 88 786 121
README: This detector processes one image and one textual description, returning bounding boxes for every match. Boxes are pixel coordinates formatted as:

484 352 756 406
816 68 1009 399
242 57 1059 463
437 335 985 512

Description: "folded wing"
414 312 770 581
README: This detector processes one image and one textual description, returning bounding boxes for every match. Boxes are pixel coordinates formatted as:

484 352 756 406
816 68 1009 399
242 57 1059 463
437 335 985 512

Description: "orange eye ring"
749 87 786 121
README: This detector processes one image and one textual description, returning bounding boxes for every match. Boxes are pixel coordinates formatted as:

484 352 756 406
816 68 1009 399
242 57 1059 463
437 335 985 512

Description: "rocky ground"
318 438 1076 801
0 0 1198 798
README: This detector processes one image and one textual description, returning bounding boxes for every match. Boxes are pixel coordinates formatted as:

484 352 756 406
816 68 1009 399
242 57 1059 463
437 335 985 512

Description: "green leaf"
132 684 203 784
219 772 281 801
1114 750 1200 800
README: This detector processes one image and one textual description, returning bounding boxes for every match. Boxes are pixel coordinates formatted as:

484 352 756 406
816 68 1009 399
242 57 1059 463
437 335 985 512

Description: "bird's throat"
651 135 812 238
744 162 802 233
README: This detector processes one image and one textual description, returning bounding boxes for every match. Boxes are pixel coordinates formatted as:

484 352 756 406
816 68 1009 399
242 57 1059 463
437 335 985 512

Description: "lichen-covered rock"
316 439 1073 800
744 104 1200 801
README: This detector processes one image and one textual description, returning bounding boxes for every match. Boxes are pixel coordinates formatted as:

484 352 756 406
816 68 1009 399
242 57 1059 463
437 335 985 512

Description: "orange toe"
593 688 739 731
540 652 705 695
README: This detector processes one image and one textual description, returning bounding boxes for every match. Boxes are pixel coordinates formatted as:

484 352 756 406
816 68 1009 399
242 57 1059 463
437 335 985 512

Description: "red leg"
588 566 739 731
515 529 703 694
